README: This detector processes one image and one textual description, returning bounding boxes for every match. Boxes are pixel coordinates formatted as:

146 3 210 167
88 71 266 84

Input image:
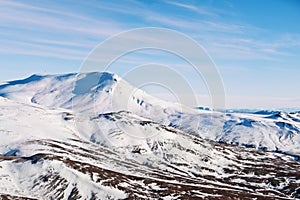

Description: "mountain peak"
73 72 118 95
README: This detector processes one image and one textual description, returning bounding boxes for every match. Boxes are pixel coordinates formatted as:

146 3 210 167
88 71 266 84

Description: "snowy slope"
0 96 300 199
0 72 196 116
0 72 299 156
0 97 78 155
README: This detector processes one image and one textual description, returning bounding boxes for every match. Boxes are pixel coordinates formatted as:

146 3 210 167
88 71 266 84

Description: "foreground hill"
0 97 299 199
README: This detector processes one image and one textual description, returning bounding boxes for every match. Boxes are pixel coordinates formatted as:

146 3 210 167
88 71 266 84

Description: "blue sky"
0 0 299 109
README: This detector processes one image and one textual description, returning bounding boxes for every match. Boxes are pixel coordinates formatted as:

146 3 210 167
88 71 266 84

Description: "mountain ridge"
0 72 299 156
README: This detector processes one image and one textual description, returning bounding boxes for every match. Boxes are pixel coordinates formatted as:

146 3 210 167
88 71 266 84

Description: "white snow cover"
0 79 300 199
0 97 77 155
0 72 299 156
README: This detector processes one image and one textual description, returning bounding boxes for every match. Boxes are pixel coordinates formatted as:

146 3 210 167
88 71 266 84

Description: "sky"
0 0 299 109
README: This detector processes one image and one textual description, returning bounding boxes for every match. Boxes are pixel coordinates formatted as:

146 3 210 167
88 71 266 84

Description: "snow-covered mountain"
0 72 299 156
0 96 300 199
0 72 300 199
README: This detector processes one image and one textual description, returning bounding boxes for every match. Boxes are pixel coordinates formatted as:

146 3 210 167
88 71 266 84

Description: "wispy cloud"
0 0 298 64
0 0 123 38
163 0 217 17
0 0 93 21
0 39 87 60
0 10 121 38
0 0 125 60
